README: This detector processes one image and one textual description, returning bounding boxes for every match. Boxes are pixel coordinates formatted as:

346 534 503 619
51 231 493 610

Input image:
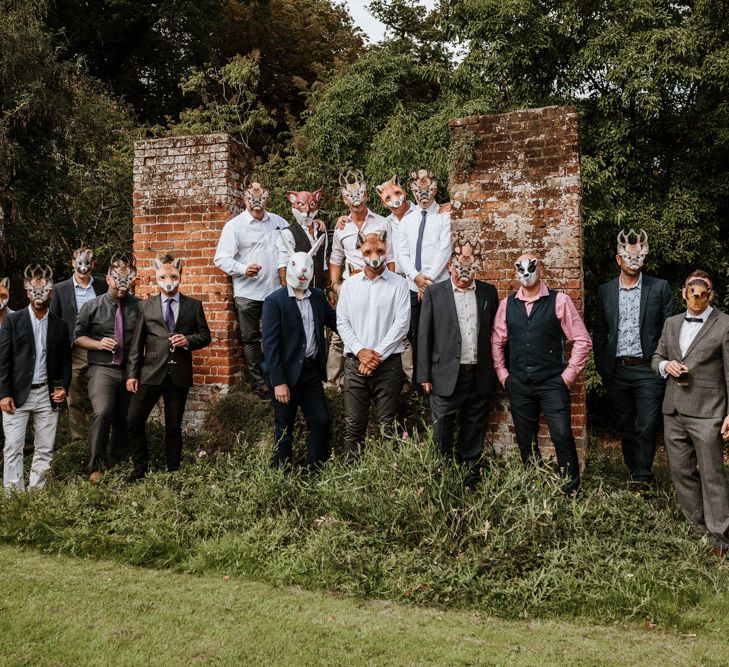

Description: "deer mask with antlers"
409 169 438 209
616 228 649 272
339 169 367 209
107 254 137 298
24 265 54 309
242 175 270 214
450 234 482 283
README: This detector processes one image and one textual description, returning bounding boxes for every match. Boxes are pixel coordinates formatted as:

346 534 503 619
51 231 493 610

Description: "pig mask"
286 189 323 226
279 231 326 291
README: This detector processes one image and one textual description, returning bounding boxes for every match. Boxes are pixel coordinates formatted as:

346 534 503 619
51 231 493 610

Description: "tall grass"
1 396 726 631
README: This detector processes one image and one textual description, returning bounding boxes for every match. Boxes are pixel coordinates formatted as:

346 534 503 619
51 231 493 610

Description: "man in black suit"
50 247 108 439
0 265 71 491
594 229 675 489
126 255 211 480
262 234 336 469
418 236 498 487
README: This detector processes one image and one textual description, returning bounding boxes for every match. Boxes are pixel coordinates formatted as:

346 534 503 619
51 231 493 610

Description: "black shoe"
127 470 146 484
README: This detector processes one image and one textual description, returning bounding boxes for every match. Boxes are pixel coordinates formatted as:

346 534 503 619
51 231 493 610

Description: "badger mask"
515 258 539 287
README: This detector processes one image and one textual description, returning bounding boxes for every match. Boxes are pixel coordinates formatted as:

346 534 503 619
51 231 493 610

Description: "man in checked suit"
126 254 211 480
652 270 729 557
417 235 498 487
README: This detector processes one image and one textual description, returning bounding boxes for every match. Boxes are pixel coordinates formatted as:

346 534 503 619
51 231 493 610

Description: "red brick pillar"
449 106 586 465
132 134 246 427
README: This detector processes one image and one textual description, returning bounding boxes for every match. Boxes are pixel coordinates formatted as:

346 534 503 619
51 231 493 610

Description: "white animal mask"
279 231 326 291
617 228 649 271
515 258 539 287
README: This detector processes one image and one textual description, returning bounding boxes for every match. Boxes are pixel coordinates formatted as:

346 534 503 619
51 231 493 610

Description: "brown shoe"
89 471 104 485
710 546 728 558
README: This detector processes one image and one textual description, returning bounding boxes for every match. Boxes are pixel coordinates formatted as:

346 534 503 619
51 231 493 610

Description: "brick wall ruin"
132 134 246 427
449 106 586 463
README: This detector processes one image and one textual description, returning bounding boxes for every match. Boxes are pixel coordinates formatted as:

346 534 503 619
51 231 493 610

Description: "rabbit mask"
279 231 326 291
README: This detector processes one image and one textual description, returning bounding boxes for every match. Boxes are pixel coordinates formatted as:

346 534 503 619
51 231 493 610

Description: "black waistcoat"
505 289 565 383
287 223 326 289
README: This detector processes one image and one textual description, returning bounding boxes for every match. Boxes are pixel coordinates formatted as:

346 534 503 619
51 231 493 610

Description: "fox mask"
356 230 388 272
376 176 406 211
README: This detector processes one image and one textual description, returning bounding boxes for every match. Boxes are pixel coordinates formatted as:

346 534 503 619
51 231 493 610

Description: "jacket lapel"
611 277 620 334
286 292 305 333
682 310 718 360
639 276 650 329
444 283 459 335
475 282 487 333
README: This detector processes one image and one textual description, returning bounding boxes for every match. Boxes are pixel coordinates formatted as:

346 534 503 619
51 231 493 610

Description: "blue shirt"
73 276 98 314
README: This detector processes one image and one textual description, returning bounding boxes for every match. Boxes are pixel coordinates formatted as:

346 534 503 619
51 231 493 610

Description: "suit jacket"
49 276 109 344
261 287 337 388
0 308 72 408
417 279 499 396
127 294 211 387
651 309 729 419
594 274 675 381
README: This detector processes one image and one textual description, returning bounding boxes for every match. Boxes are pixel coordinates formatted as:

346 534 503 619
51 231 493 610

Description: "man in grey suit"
418 235 498 487
652 269 729 557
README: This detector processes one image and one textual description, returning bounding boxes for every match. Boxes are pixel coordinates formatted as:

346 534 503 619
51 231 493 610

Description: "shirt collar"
161 291 180 303
619 273 642 290
451 279 476 292
286 285 311 299
243 209 270 224
27 304 48 322
515 281 549 303
686 306 712 322
73 275 94 290
362 268 391 283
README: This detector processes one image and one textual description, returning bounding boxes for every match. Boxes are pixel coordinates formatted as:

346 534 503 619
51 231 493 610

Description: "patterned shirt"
616 274 643 357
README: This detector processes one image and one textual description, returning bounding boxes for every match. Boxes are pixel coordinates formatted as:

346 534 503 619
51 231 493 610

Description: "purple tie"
165 298 176 333
112 302 124 365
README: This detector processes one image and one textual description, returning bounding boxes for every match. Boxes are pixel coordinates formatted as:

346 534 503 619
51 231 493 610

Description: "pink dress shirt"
490 282 592 384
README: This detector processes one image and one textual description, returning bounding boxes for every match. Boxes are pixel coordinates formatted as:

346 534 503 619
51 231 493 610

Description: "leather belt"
616 357 646 366
30 381 47 389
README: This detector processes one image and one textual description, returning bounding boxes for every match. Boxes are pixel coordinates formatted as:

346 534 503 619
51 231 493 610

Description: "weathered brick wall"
449 106 586 464
132 134 246 427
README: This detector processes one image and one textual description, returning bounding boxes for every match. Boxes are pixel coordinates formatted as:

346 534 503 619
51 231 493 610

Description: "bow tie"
685 317 704 323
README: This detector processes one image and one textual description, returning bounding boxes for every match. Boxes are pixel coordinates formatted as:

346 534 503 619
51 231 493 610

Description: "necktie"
685 317 704 323
165 298 176 332
112 302 124 365
415 209 427 272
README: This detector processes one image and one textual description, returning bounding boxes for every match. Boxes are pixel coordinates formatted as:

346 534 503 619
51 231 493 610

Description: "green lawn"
0 544 725 666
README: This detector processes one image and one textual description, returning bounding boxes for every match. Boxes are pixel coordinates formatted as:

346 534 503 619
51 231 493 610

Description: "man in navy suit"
262 234 336 469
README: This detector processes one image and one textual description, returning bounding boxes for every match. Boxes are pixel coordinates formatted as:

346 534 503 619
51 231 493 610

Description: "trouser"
408 291 421 384
67 345 89 439
127 375 190 474
271 359 329 470
606 363 664 482
87 365 131 472
326 331 345 385
3 386 59 491
664 412 729 549
506 373 580 493
343 354 403 465
235 296 265 390
328 333 412 385
430 365 491 471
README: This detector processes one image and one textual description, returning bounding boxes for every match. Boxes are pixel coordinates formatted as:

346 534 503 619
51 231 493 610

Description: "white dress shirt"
161 291 180 323
453 282 478 365
29 305 49 384
329 209 395 272
385 202 417 275
277 224 328 271
397 201 452 292
214 209 287 301
73 275 97 314
287 286 317 358
336 269 411 360
658 307 713 377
